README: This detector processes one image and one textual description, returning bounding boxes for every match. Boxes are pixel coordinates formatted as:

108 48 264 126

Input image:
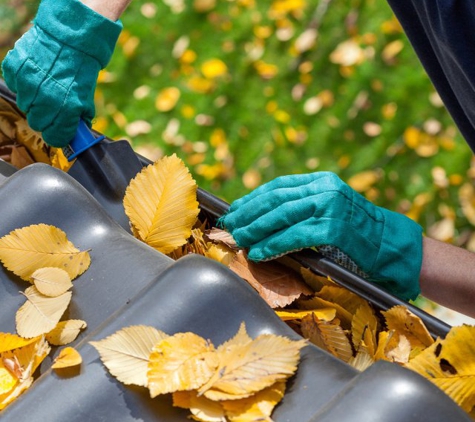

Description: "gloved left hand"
1 0 122 147
219 172 423 301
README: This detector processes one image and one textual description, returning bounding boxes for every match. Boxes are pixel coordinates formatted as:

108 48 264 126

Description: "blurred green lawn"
1 0 475 254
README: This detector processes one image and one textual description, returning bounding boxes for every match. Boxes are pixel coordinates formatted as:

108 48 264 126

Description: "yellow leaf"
222 381 286 421
347 170 380 193
406 325 475 412
351 302 378 353
52 347 82 369
90 325 167 387
317 285 369 316
0 336 50 410
300 267 335 292
30 267 73 297
205 244 235 266
348 344 374 372
147 332 219 397
0 224 90 281
217 322 252 353
199 332 306 401
46 319 87 346
0 360 18 395
382 305 434 349
173 390 226 422
276 308 336 322
297 296 353 330
300 313 353 363
386 334 411 364
16 286 72 338
155 87 180 112
0 333 40 354
123 154 200 254
50 148 74 172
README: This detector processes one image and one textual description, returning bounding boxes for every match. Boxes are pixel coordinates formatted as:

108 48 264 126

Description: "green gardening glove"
219 172 423 301
1 0 122 147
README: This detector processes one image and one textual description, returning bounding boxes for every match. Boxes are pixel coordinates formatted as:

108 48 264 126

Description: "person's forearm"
80 0 132 20
419 237 475 318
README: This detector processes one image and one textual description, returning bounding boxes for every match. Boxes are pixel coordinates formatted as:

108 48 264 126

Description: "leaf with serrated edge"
147 332 219 397
406 325 475 412
123 154 200 254
301 313 353 363
173 390 226 422
46 320 87 346
52 347 82 369
0 333 40 354
222 381 286 421
16 286 71 338
0 224 90 281
351 302 378 351
31 267 73 297
382 305 434 349
90 325 168 387
199 333 306 401
276 308 336 322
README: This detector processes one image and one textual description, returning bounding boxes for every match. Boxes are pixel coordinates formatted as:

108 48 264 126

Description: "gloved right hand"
219 172 424 302
1 0 122 147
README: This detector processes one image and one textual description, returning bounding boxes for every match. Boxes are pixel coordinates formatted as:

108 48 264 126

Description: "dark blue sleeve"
387 1 475 152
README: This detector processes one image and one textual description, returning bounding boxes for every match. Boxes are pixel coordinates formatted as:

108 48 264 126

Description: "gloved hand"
1 0 122 147
219 172 423 301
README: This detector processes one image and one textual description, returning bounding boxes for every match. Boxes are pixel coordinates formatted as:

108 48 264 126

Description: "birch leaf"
300 313 353 363
173 390 226 422
90 325 167 387
276 308 336 322
0 224 90 280
229 250 313 308
16 286 72 338
351 302 378 352
382 305 434 349
30 267 73 297
46 319 87 346
52 347 82 369
297 296 353 330
405 325 475 412
123 154 200 254
147 332 219 397
0 333 40 354
199 333 306 400
300 267 335 292
221 381 286 421
318 285 369 316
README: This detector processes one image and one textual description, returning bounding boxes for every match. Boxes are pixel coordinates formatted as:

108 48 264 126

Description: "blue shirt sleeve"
387 1 475 152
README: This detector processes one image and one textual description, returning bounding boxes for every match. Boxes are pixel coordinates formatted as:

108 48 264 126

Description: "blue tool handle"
64 120 105 161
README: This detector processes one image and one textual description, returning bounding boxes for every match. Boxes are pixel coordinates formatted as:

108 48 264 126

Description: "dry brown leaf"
300 313 353 363
46 320 87 346
382 306 434 349
51 347 82 369
30 267 73 297
199 331 306 401
10 145 34 169
0 224 90 281
90 325 168 387
229 250 313 308
148 332 219 397
123 154 200 254
206 227 238 250
16 286 72 338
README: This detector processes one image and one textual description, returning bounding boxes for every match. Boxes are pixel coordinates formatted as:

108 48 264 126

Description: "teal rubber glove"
219 172 423 301
1 0 122 147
